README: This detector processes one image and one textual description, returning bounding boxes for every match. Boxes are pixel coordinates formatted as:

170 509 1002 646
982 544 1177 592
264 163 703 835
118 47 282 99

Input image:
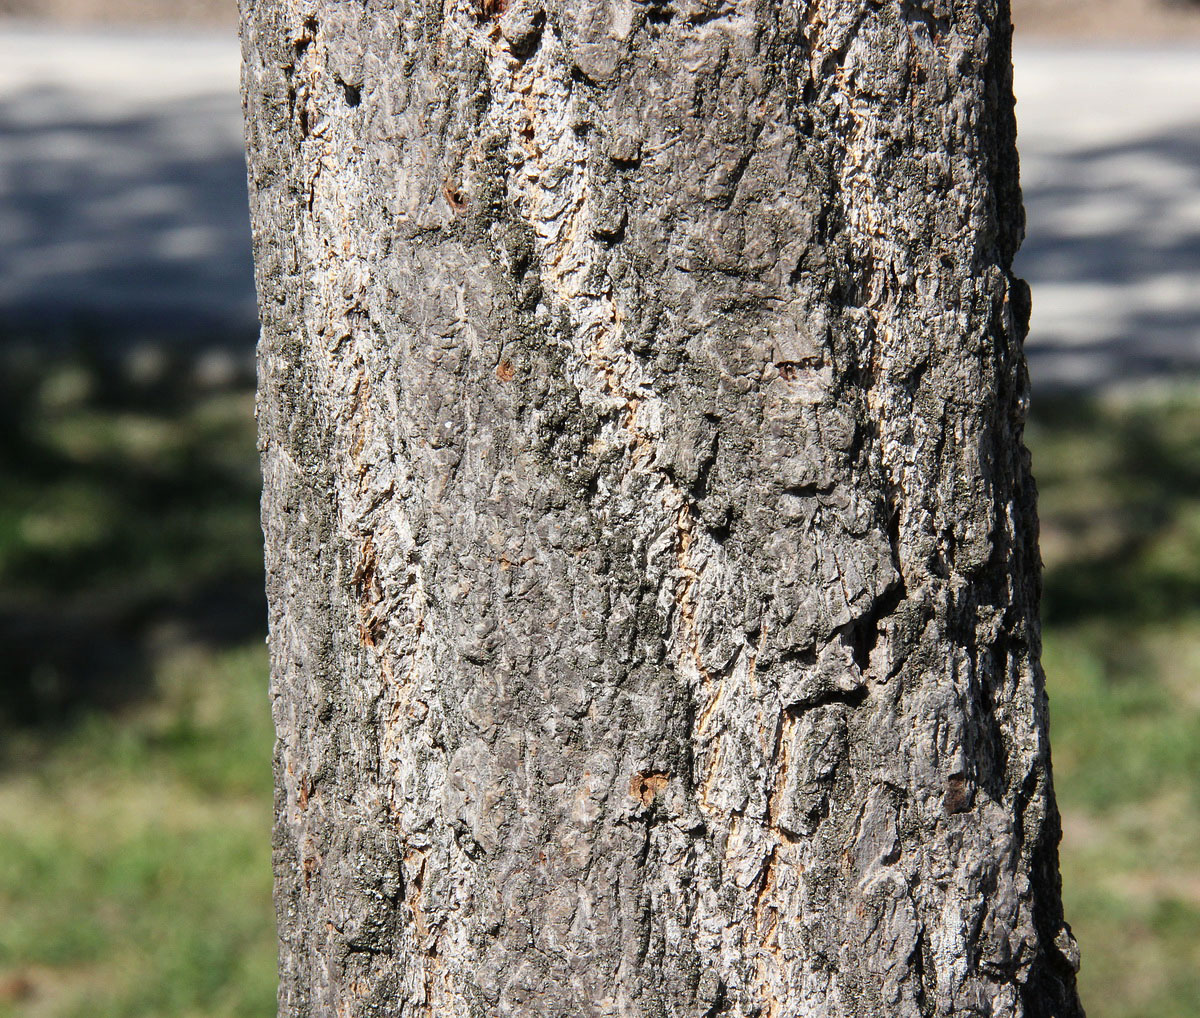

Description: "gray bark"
241 1 1084 1015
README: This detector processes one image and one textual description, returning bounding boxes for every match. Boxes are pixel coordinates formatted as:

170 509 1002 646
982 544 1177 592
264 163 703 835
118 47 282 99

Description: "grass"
0 644 276 1018
0 348 1196 1017
1030 387 1200 1018
0 349 275 1017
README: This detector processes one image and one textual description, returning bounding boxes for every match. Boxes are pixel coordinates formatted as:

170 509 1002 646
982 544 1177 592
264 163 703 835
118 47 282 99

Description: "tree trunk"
241 1 1084 1015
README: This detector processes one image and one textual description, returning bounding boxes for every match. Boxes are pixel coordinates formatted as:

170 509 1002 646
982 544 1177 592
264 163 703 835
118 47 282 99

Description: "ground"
5 0 1200 38
0 353 274 1018
1013 0 1200 39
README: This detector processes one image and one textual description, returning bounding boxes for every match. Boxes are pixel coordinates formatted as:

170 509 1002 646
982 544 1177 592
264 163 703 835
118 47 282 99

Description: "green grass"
0 644 276 1018
0 350 275 1017
0 349 1197 1017
1030 387 1200 1018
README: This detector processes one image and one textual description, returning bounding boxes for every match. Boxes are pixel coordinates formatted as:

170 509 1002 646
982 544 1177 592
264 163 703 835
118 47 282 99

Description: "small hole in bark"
943 774 972 814
293 16 318 55
570 65 598 89
443 180 466 212
476 0 508 20
592 218 626 245
340 80 362 107
646 2 674 25
510 11 545 60
630 770 669 806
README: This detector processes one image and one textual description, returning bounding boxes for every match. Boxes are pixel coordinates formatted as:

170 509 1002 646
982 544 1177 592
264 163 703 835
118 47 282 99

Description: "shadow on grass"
1030 390 1200 630
0 343 264 734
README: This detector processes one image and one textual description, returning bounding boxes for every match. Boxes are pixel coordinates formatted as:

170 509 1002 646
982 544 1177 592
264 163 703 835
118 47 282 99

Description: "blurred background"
0 1 1197 1016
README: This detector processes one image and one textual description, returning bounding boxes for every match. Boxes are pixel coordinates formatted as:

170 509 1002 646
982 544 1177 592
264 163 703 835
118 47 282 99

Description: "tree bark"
241 1 1084 1015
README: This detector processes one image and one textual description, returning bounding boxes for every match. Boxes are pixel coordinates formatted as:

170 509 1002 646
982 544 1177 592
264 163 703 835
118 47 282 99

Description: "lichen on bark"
241 0 1084 1015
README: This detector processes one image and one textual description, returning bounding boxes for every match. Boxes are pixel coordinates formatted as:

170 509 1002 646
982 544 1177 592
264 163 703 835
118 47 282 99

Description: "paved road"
1 24 1198 389
1013 45 1200 388
0 24 254 348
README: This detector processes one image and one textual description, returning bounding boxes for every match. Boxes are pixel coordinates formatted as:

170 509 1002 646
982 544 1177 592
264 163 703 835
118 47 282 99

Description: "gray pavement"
1 23 1198 390
0 24 254 347
1013 45 1200 389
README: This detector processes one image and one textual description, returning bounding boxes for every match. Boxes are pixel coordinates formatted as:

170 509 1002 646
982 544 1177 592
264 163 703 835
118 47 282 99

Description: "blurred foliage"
0 348 274 1017
0 348 1197 1017
1030 388 1200 1018
0 349 263 730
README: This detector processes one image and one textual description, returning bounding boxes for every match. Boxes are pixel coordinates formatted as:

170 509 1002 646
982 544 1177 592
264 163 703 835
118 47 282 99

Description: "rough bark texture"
241 1 1084 1015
